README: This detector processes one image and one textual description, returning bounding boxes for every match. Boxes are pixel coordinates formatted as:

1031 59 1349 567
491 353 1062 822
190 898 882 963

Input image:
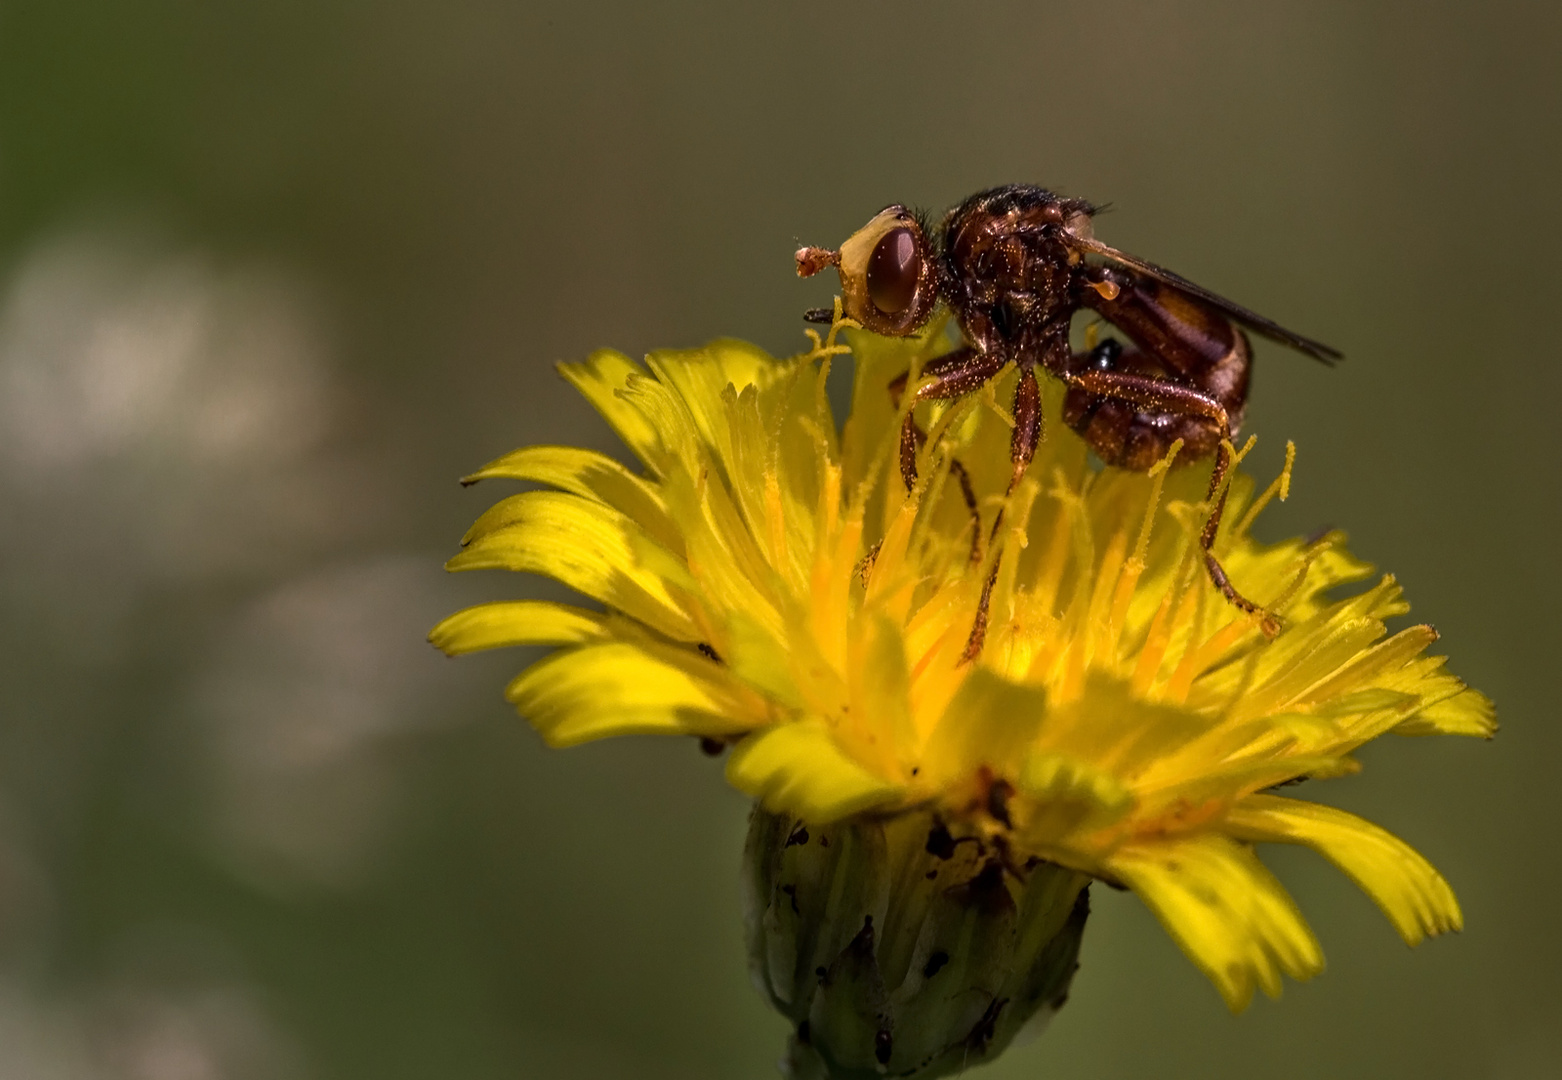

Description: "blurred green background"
0 2 1555 1077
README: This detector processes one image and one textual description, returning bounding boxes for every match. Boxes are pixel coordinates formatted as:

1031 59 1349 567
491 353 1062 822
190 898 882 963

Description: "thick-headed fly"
796 184 1340 646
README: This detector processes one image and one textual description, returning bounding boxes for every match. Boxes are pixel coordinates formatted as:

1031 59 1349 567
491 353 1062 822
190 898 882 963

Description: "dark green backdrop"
0 2 1554 1077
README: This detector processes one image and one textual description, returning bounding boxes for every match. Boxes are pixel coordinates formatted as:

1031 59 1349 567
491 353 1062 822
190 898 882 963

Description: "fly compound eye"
833 207 936 336
866 228 919 315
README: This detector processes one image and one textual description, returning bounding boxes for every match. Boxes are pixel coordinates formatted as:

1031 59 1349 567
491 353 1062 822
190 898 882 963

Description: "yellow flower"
432 314 1492 1014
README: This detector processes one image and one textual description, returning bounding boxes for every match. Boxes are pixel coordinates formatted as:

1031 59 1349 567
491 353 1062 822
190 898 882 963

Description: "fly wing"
1071 236 1343 365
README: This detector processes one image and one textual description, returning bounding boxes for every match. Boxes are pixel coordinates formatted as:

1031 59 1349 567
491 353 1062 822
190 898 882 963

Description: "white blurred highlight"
0 227 479 1074
0 231 373 649
190 556 468 893
0 233 328 473
0 976 305 1080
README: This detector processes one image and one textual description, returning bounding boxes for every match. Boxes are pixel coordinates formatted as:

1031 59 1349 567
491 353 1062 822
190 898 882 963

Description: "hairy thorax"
942 194 1079 355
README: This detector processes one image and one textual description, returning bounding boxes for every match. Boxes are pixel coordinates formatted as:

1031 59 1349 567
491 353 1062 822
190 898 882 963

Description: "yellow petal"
1395 685 1497 738
721 374 820 592
447 491 700 642
722 610 806 711
1109 833 1323 1012
429 601 605 655
507 640 768 746
645 339 777 468
1216 576 1406 723
1014 751 1136 846
842 614 917 780
1135 755 1352 821
1225 794 1462 944
726 720 904 823
917 667 1048 792
1040 673 1209 782
557 349 669 474
663 468 787 640
461 445 680 553
1286 624 1438 708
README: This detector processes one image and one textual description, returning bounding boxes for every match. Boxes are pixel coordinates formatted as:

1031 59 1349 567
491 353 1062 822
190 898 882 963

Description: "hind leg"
1064 361 1276 635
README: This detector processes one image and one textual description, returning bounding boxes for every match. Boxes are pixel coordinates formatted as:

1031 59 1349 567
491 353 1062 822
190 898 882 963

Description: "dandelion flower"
433 313 1492 1076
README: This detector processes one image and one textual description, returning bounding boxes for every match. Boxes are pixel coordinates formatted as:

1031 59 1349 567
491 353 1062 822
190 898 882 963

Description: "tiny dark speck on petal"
926 823 957 860
875 1029 893 1065
923 950 950 978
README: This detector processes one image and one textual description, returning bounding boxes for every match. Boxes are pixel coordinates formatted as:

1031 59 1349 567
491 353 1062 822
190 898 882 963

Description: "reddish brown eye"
866 228 920 315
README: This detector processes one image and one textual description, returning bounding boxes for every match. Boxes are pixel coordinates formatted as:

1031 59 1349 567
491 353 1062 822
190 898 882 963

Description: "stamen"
1048 469 1096 702
814 353 834 428
1166 613 1252 704
980 377 1017 428
823 296 859 354
798 298 858 368
910 456 956 566
992 476 1040 615
1134 439 1183 566
814 458 842 558
1264 532 1340 618
1130 528 1202 698
1084 527 1130 668
1234 441 1297 539
1103 447 1177 667
1030 481 1079 619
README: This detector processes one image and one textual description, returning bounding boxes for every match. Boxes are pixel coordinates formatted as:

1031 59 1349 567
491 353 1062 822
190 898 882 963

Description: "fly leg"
1006 359 1042 495
1064 368 1278 636
889 347 1007 489
948 460 981 565
961 360 1042 663
888 346 1007 565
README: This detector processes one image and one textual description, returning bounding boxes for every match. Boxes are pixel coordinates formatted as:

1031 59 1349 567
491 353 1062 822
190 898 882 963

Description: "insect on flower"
796 184 1341 644
433 315 1494 1055
433 155 1499 1067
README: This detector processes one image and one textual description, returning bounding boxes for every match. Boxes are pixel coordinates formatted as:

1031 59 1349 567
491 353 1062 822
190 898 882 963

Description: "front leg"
1008 359 1042 494
961 358 1042 664
889 346 1008 489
